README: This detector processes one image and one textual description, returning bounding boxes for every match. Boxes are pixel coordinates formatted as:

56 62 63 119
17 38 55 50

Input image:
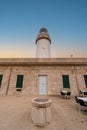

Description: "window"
84 75 87 88
0 75 3 88
62 75 70 88
16 75 23 90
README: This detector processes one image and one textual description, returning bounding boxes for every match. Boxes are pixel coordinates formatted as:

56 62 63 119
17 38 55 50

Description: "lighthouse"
35 28 51 58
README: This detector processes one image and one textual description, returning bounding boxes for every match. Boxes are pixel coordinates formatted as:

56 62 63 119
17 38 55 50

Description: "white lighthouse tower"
35 28 51 58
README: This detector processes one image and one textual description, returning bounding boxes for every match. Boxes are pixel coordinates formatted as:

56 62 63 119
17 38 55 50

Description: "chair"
67 91 71 99
60 91 66 98
84 92 87 96
79 90 84 96
75 96 79 103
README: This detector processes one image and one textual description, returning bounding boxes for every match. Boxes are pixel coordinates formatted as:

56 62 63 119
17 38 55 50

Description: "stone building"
0 28 87 96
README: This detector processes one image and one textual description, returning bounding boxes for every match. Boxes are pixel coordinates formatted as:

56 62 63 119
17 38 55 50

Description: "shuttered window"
84 75 87 88
16 75 23 89
0 75 3 88
62 75 70 88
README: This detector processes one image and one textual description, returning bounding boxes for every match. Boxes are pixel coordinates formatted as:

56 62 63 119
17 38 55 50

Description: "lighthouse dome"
36 27 51 44
39 28 48 33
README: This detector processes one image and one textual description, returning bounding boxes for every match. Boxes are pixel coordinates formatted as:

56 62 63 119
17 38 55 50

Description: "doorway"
38 75 47 95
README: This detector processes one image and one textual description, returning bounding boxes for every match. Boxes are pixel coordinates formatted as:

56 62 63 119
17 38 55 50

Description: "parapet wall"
0 58 87 65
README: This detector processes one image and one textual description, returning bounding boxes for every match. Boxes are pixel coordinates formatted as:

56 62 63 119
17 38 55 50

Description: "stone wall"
0 65 87 96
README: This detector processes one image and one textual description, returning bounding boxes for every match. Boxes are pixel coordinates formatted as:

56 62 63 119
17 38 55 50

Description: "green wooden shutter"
0 75 3 88
62 75 70 88
16 75 23 88
84 75 87 88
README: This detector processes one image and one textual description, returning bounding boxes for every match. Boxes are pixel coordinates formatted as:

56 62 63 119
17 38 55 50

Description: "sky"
0 0 87 58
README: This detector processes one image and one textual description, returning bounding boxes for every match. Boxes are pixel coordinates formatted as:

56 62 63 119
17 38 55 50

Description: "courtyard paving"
0 95 87 130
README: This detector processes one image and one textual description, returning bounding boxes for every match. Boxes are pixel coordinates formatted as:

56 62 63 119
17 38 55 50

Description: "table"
61 90 68 94
77 97 87 112
60 90 71 99
77 97 87 102
79 90 87 96
83 91 87 95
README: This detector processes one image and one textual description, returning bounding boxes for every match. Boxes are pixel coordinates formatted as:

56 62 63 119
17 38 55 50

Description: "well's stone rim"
32 97 52 107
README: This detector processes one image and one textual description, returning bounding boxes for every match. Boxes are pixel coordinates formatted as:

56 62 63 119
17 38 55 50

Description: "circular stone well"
31 97 52 126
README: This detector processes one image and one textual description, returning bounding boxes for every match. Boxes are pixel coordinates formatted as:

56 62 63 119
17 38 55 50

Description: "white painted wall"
36 39 51 58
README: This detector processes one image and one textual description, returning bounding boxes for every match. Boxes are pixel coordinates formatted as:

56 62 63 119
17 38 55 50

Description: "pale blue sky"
0 0 87 58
